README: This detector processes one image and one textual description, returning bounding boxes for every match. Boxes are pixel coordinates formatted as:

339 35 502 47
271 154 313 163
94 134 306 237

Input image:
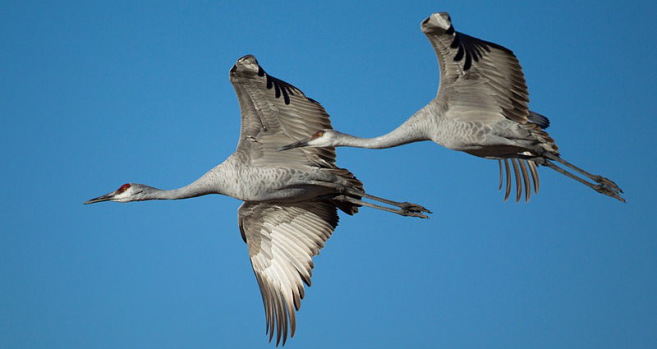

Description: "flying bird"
85 55 430 346
281 13 624 203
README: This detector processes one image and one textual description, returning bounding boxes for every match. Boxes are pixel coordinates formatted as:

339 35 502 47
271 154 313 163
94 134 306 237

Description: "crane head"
421 12 453 35
84 183 155 204
278 129 340 151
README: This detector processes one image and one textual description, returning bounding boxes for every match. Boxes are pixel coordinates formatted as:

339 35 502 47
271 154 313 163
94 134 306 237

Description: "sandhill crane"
85 55 430 346
281 13 624 203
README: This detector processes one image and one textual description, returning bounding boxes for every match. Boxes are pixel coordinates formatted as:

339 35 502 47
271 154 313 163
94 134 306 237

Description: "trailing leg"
543 152 623 192
339 196 430 219
307 180 432 217
539 158 625 202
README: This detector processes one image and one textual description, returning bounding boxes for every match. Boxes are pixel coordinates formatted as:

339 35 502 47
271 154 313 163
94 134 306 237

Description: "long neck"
337 114 430 149
149 181 213 200
144 162 231 200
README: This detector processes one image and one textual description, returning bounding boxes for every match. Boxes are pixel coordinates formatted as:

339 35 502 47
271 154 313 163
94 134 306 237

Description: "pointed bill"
84 192 115 205
278 137 311 151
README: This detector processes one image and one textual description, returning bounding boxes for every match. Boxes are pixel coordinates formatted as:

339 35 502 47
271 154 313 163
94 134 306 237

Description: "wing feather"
230 55 336 168
423 15 532 125
238 201 339 346
518 159 531 202
528 159 540 193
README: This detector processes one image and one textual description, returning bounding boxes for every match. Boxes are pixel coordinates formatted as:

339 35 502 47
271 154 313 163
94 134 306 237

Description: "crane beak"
84 192 115 205
278 138 310 151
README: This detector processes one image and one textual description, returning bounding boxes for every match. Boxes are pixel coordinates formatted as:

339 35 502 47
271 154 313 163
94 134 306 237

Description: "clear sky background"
2 1 656 348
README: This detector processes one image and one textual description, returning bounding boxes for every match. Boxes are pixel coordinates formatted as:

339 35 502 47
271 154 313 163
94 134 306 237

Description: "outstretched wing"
422 13 531 126
238 201 339 346
229 55 336 168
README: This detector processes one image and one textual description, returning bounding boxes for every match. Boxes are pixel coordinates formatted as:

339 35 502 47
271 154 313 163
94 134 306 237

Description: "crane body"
281 13 624 203
86 55 430 346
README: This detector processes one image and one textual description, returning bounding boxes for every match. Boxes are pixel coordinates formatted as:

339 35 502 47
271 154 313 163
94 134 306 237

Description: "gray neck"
149 181 213 200
338 114 430 149
142 163 230 200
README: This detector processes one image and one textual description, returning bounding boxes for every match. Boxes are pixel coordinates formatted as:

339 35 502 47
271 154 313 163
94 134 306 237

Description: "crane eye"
117 183 131 193
313 131 325 138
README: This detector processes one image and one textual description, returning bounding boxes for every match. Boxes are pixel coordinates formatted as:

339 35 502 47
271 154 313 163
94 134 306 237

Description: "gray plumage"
281 13 624 203
85 55 430 346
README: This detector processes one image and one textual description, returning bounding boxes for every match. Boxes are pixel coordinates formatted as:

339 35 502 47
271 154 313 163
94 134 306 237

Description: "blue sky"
2 1 656 348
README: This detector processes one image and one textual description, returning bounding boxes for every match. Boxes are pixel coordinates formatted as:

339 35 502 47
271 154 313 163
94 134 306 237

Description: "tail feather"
330 167 363 215
528 110 550 129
